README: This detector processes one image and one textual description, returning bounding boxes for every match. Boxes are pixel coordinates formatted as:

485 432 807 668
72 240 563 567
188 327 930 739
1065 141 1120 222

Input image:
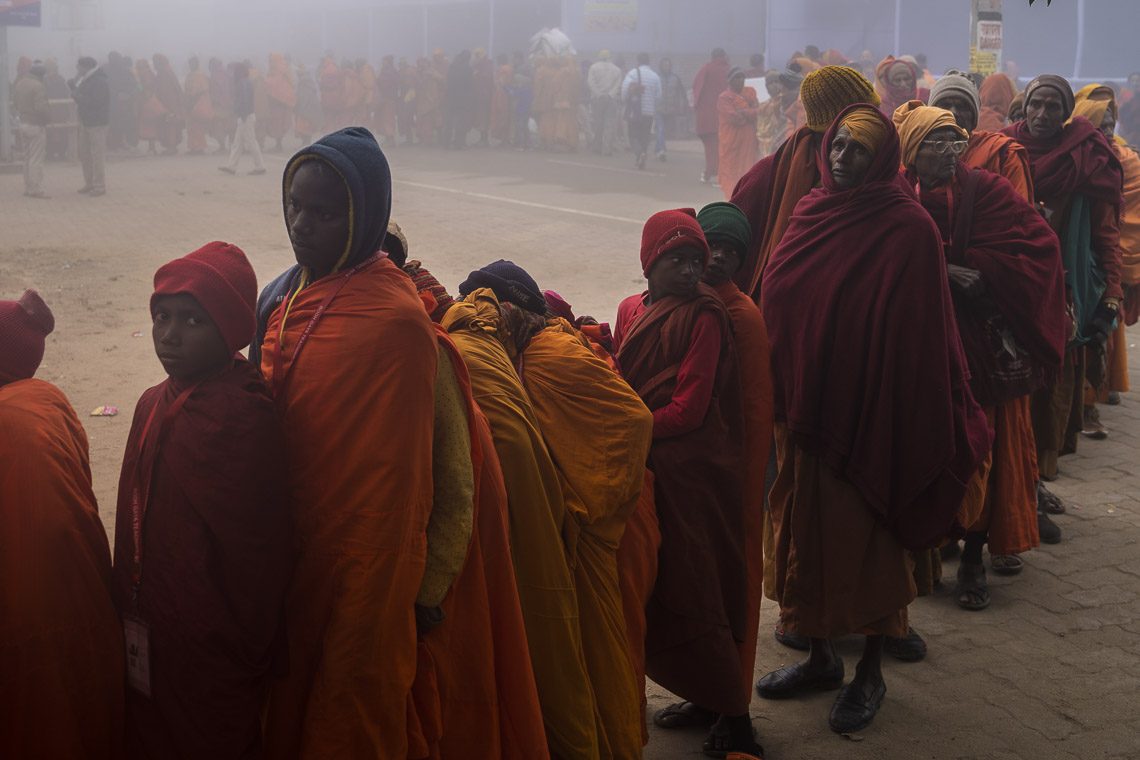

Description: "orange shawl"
261 258 437 759
962 130 1035 203
718 87 760 201
0 379 124 759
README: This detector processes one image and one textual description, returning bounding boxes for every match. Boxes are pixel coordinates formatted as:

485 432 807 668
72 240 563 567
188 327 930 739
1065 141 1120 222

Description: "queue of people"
3 57 1139 760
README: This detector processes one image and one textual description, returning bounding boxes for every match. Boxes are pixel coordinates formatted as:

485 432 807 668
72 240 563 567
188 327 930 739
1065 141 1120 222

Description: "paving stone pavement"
2 143 1138 760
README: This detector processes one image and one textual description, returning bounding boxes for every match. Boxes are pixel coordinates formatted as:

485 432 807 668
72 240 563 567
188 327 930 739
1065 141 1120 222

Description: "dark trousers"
700 133 719 177
629 114 653 158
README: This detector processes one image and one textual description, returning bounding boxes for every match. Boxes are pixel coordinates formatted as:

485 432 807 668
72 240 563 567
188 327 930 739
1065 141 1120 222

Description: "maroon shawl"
761 105 991 551
615 285 748 715
918 165 1067 405
112 358 291 760
692 57 730 136
1002 118 1123 211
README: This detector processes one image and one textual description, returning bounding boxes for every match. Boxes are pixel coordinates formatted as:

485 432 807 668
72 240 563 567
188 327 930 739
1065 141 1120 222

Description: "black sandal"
956 561 991 610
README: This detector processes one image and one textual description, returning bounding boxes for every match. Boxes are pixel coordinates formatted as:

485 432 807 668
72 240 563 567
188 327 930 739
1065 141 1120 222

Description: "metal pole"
893 0 902 56
488 0 495 58
1073 0 1085 81
422 4 428 59
0 26 10 163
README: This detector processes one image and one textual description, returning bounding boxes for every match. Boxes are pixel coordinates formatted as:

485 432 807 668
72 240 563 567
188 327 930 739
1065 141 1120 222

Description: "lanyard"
129 382 200 599
269 254 380 396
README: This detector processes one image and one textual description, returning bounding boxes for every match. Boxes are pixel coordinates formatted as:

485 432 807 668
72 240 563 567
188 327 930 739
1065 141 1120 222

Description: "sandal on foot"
702 715 764 759
773 623 810 651
883 627 927 662
991 554 1023 576
956 562 991 610
1037 482 1066 514
653 701 717 729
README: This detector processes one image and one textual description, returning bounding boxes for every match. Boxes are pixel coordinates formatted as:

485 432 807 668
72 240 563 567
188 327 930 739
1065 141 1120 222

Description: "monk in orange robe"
978 73 1016 132
184 56 213 154
697 201 774 708
552 57 580 151
491 55 513 144
717 67 760 200
457 262 654 759
265 53 297 152
0 290 124 760
258 128 437 759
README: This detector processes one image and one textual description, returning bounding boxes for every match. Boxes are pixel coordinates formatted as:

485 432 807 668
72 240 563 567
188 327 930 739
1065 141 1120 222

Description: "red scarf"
1002 118 1123 210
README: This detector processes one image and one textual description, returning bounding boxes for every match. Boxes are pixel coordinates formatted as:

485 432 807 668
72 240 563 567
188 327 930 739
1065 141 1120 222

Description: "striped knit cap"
801 65 881 132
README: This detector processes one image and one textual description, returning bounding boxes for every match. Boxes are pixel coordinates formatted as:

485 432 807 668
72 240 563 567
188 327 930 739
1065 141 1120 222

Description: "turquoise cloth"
1061 194 1106 347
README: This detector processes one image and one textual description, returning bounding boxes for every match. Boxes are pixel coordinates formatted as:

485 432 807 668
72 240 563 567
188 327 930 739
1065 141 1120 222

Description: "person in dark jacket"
70 56 111 196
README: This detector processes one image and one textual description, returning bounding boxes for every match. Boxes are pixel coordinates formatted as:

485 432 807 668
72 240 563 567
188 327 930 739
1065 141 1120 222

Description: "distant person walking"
693 48 731 184
621 52 661 170
587 50 622 155
219 63 266 176
13 60 50 198
70 56 110 196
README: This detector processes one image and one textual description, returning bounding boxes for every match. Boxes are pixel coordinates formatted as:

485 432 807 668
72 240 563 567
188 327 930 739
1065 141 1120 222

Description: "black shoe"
755 660 844 699
1037 482 1066 514
773 624 810 651
883 627 927 662
1080 405 1108 439
1107 391 1121 406
828 678 886 734
1038 511 1062 544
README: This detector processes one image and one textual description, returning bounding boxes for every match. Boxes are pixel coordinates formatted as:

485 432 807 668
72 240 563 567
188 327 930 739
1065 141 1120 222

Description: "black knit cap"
458 259 547 315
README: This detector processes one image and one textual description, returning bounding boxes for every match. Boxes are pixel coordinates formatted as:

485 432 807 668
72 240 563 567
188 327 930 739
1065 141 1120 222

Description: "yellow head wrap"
838 108 890 157
892 100 969 167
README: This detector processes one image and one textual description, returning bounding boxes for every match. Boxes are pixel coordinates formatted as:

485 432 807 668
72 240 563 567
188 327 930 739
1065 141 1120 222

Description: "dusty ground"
2 139 1138 760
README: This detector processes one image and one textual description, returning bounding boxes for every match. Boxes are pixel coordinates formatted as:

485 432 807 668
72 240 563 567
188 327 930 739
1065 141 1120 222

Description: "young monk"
757 105 990 734
111 242 292 759
696 200 774 733
459 261 655 760
0 290 124 760
258 128 439 758
895 102 1066 607
614 210 764 759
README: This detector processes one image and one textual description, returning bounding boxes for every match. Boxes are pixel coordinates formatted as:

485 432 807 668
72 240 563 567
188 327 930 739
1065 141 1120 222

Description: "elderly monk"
978 73 1017 132
896 102 1067 607
0 291 124 760
257 128 438 758
614 210 764 759
1001 77 1124 514
697 201 774 721
392 240 601 760
930 71 1034 202
874 56 927 116
717 67 760 200
756 105 990 734
1070 88 1135 429
1071 94 1140 404
458 261 654 760
730 65 880 300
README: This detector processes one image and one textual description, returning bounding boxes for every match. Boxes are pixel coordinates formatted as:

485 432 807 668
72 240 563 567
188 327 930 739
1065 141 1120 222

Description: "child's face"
151 294 231 381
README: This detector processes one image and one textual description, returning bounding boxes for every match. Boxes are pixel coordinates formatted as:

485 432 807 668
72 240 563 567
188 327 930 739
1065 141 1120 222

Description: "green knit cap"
697 201 751 255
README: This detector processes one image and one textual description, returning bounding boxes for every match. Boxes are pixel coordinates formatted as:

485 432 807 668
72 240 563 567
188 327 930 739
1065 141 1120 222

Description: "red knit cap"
151 241 257 354
0 290 55 382
640 208 710 275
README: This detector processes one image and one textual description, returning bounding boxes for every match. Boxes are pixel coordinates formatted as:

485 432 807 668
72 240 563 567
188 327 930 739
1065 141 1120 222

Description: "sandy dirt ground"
2 138 1138 759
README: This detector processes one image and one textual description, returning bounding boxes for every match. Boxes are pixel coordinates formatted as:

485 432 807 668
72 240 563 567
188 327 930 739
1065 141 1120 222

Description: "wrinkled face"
936 94 977 133
829 126 875 189
703 243 742 287
1026 87 1066 139
914 126 963 188
888 62 915 91
286 161 351 279
648 245 705 300
151 293 231 381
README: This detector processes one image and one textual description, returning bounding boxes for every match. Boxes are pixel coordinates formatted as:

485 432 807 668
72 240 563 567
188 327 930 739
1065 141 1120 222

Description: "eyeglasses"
921 139 969 156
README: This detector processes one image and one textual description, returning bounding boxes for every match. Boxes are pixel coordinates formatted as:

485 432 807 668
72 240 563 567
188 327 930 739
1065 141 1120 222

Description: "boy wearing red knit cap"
110 242 292 759
1 290 125 759
612 209 764 759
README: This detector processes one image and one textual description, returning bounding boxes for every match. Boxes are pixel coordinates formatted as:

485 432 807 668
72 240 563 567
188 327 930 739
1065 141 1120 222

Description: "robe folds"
0 379 124 760
440 291 600 760
516 318 654 760
261 256 437 760
615 285 752 717
111 358 292 760
728 126 821 301
711 280 773 706
717 87 760 202
962 130 1035 203
407 327 548 760
761 105 991 555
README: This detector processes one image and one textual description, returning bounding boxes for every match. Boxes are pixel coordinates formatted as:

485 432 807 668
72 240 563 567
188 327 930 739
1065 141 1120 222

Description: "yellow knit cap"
801 65 882 132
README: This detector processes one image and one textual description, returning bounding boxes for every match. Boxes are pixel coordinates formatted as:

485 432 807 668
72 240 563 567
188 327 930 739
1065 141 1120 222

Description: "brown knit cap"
801 65 881 132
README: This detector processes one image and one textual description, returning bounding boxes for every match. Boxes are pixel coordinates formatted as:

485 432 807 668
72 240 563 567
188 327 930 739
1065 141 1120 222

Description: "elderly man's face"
936 94 978 134
1026 87 1067 139
888 63 915 91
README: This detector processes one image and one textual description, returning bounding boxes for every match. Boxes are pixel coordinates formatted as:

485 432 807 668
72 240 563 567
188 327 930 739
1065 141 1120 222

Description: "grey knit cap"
929 69 981 119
